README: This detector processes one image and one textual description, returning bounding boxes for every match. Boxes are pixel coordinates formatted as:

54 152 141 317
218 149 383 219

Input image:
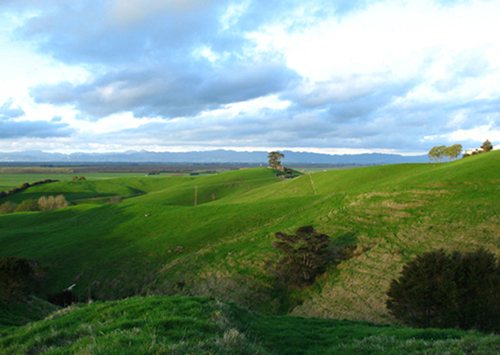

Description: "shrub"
386 248 500 333
273 226 331 287
14 199 41 212
0 257 35 301
38 195 68 211
0 201 17 214
107 196 122 204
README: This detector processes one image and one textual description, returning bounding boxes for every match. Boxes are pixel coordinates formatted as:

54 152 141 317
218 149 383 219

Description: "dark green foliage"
0 179 59 201
14 199 40 212
0 201 16 215
482 139 493 152
273 226 331 287
386 248 500 332
0 257 35 301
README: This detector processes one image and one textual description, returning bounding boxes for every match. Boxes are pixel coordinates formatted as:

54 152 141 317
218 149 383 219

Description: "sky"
0 0 499 155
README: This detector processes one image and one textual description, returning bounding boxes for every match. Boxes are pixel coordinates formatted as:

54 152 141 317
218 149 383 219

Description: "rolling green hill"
1 152 500 329
2 296 499 355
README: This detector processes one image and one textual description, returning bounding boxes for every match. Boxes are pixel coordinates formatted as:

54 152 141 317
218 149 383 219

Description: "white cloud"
1 0 500 154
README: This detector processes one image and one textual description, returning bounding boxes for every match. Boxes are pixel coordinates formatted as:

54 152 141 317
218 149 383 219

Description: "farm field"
1 151 500 353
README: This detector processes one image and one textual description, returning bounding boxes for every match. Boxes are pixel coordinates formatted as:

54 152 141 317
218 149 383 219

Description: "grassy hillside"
1 152 500 326
2 296 499 355
0 176 194 204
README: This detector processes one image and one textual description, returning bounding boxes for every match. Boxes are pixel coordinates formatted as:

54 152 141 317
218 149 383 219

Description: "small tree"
386 248 500 332
0 201 17 215
268 151 284 169
14 199 41 212
273 226 330 287
444 144 463 161
38 195 68 211
0 257 35 301
428 145 446 163
481 139 493 152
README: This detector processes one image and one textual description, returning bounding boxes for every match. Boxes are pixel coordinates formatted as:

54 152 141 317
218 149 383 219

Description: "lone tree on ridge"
268 151 284 169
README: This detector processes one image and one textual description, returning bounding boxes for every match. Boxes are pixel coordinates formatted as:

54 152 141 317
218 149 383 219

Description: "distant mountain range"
0 149 429 165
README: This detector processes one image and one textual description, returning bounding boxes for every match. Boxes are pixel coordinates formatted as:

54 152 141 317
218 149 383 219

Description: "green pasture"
1 296 499 354
0 172 165 191
1 151 500 334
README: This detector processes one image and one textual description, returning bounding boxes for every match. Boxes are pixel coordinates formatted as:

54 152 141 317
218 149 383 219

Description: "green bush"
273 226 331 287
0 257 35 301
38 195 68 211
386 248 500 333
14 199 41 212
0 201 16 214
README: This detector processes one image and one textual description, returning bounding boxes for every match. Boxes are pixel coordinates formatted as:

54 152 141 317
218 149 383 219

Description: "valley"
1 151 500 353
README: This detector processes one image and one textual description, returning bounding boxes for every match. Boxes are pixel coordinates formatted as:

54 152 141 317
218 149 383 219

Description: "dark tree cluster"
0 179 59 199
0 256 48 302
386 248 500 333
273 226 331 287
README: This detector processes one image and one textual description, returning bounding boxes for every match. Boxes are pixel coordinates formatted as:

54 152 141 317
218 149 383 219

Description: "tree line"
428 144 462 163
0 195 68 214
0 179 59 199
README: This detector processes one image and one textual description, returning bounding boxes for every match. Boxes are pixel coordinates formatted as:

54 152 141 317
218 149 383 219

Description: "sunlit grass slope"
123 168 282 206
148 152 500 321
1 176 195 204
0 168 307 309
1 154 500 324
2 296 499 355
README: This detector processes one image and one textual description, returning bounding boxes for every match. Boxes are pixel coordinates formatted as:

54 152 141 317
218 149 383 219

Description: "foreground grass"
1 296 499 355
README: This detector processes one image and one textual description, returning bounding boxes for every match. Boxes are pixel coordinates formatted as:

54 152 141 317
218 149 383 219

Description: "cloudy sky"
1 0 499 155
